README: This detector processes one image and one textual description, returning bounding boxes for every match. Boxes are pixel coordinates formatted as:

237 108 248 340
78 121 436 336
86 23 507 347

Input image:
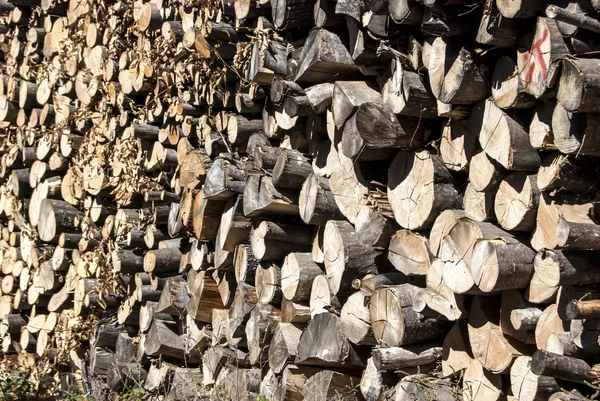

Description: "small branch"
546 5 600 34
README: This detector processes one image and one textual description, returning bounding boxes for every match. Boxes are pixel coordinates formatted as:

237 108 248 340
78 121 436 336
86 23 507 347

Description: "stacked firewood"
1 0 600 400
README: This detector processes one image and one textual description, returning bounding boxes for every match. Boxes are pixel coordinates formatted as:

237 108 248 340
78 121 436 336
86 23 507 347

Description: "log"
491 56 536 109
268 322 303 373
510 307 543 331
470 238 536 292
566 299 600 320
387 230 431 276
388 150 461 231
440 219 513 294
323 220 384 295
273 149 313 190
468 296 531 374
250 220 312 261
517 17 569 99
292 28 362 83
552 103 600 156
419 258 467 321
255 261 282 305
143 248 182 274
370 284 451 347
340 291 376 346
531 350 598 384
38 199 82 242
234 244 259 285
440 118 476 172
342 102 432 159
299 174 343 225
557 58 600 113
281 253 322 302
372 344 442 371
427 37 490 104
382 61 438 118
296 312 367 368
471 99 540 171
302 370 362 401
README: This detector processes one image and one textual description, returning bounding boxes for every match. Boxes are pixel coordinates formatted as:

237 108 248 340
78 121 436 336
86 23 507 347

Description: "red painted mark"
524 27 549 83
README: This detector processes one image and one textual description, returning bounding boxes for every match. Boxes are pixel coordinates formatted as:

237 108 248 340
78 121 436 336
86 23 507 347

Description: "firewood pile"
1 0 600 399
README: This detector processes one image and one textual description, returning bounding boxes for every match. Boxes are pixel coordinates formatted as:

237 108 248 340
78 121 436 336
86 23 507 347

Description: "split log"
538 153 600 196
440 219 511 294
529 102 555 150
302 370 363 401
463 359 503 401
340 291 376 346
296 312 367 368
268 322 303 374
517 17 569 98
243 174 300 217
273 149 313 190
429 209 465 257
331 81 381 128
439 118 476 172
476 0 519 48
292 28 362 83
354 203 398 249
309 274 341 318
441 321 472 377
494 173 540 231
281 297 311 324
468 296 531 374
491 55 536 109
388 150 461 231
323 220 384 295
382 61 438 118
552 103 600 156
463 183 495 222
427 37 490 104
204 159 245 200
250 220 312 261
342 102 432 160
418 258 467 321
471 99 540 171
369 284 451 347
387 230 431 276
387 375 456 401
